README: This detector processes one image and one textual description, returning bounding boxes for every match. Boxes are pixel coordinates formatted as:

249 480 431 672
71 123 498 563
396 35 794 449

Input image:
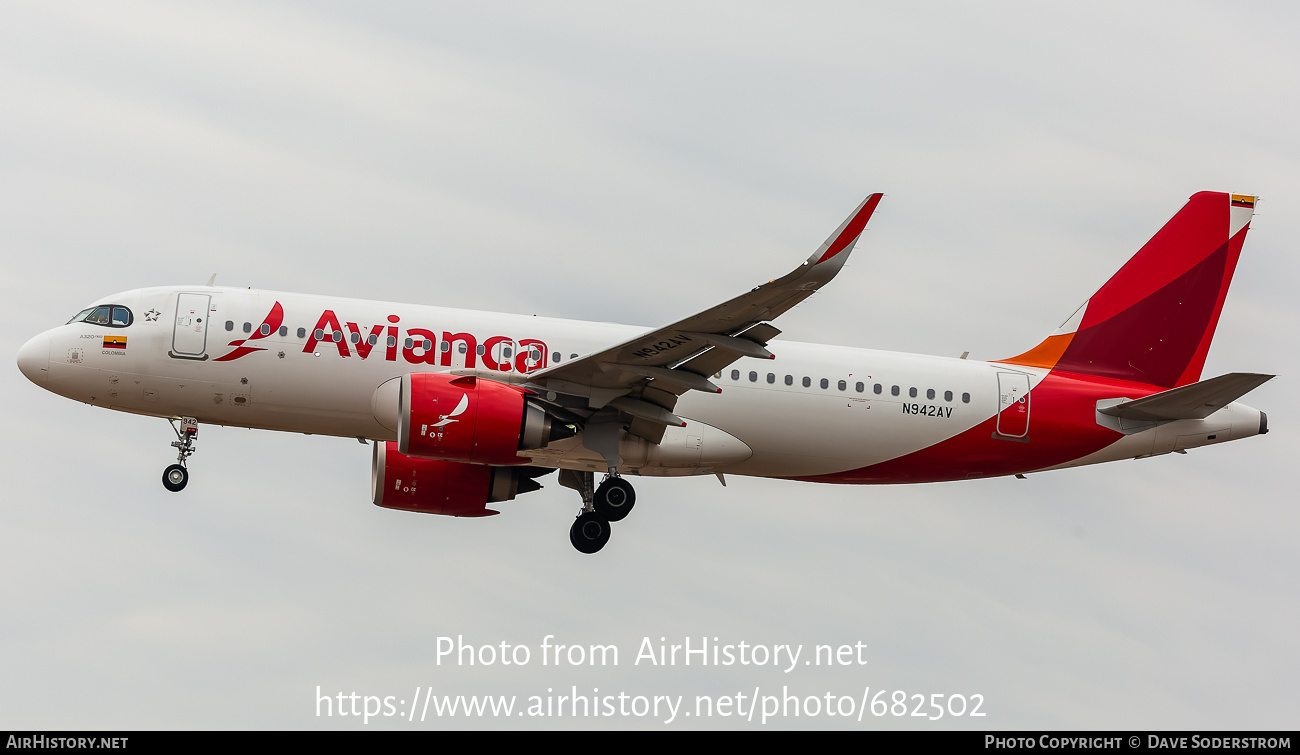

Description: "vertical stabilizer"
997 192 1253 388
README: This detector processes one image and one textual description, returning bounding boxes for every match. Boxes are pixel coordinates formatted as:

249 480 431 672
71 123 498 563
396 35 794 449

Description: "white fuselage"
20 286 1263 481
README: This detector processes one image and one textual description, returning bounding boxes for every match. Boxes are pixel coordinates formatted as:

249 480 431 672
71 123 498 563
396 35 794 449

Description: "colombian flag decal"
1231 194 1255 208
103 336 127 349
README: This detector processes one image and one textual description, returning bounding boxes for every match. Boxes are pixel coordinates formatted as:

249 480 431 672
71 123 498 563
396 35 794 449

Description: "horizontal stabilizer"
1098 372 1273 422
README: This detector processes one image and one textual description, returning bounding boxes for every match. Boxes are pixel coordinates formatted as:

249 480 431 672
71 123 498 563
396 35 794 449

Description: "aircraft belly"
532 420 752 476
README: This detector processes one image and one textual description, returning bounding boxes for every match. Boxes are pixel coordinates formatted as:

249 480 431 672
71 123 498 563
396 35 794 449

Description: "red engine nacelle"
372 441 550 517
397 372 554 465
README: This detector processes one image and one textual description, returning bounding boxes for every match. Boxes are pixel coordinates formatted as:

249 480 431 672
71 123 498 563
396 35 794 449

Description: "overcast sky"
2 0 1297 730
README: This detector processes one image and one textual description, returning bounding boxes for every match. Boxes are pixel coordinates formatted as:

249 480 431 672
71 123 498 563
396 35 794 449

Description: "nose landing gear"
162 416 198 492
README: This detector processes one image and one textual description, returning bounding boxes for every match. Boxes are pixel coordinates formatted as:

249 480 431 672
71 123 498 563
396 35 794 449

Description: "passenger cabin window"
261 324 271 336
278 326 288 337
962 392 971 403
838 380 847 391
802 377 811 388
243 322 252 333
68 305 132 328
874 383 882 394
297 328 306 338
945 390 953 402
909 387 918 398
767 373 775 384
891 385 900 396
926 388 935 400
784 375 793 386
856 382 864 392
820 378 829 389
553 352 561 363
731 369 740 380
226 320 234 331
749 371 758 382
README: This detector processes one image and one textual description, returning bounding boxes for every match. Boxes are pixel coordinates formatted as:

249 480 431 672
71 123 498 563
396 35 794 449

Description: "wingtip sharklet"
812 192 883 265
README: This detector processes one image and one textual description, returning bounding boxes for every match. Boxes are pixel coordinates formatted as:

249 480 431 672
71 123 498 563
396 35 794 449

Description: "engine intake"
394 373 573 465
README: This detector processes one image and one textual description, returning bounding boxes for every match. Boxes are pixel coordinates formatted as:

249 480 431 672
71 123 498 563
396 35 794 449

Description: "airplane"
15 191 1272 554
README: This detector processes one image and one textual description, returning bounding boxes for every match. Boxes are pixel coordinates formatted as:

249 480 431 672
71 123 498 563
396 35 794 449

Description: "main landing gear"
565 471 637 554
162 416 199 492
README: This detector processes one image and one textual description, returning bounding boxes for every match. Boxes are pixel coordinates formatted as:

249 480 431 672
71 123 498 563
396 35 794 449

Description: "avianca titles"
16 191 1272 553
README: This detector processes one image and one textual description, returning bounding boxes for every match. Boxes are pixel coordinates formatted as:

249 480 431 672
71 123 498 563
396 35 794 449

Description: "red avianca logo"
214 302 284 362
214 303 549 373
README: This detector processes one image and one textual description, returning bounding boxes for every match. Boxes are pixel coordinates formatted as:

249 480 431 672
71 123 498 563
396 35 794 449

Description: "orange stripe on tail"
994 332 1074 370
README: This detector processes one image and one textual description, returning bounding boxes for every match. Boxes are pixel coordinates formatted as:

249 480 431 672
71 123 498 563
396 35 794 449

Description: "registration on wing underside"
630 334 696 360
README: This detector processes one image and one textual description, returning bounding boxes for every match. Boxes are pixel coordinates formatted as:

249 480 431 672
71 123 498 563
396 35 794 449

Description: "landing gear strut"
561 470 637 554
162 416 198 492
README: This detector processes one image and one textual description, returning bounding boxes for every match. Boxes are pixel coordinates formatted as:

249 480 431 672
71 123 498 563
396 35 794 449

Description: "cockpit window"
68 305 132 328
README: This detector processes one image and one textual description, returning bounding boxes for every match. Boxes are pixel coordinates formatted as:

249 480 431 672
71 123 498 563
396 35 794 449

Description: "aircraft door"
996 372 1031 438
171 293 211 360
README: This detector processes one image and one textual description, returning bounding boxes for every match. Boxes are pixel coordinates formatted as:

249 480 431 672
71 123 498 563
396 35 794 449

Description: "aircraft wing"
524 193 884 438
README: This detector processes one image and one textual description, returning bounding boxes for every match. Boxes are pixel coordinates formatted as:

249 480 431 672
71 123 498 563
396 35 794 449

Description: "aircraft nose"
17 332 50 386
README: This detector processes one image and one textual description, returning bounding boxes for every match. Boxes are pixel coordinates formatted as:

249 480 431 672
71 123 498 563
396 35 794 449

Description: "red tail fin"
997 192 1254 388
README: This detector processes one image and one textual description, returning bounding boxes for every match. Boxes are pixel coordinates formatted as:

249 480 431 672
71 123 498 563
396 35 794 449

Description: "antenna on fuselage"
204 273 217 286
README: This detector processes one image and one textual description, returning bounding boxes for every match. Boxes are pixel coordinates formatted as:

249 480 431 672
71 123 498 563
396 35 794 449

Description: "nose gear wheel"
162 464 189 492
